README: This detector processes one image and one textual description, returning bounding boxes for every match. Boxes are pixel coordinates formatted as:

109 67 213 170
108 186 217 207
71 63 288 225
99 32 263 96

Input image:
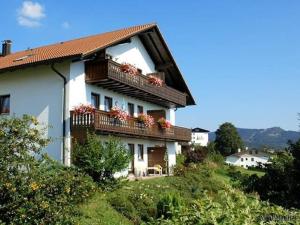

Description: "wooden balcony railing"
85 59 187 107
70 110 191 142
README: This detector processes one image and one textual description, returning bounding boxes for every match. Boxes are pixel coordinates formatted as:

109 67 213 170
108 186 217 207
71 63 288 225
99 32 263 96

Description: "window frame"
0 95 10 115
91 93 100 109
104 96 113 112
128 102 134 117
138 144 144 160
137 105 144 114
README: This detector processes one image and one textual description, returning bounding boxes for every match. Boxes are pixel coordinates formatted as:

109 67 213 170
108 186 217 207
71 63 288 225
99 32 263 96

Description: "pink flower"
137 113 154 128
110 106 129 122
73 104 96 115
148 75 163 87
157 117 172 129
120 63 139 76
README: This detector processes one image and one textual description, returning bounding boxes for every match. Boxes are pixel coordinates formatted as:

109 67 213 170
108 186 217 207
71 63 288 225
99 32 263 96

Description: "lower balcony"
70 110 191 142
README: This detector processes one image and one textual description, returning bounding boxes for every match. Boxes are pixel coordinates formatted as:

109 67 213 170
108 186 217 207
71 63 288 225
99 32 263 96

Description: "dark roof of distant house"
0 23 195 105
192 128 210 133
230 150 270 158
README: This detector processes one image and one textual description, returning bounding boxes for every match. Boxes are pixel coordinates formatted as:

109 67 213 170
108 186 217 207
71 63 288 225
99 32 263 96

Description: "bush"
0 115 96 224
73 133 131 186
156 194 182 219
147 189 300 225
184 145 208 164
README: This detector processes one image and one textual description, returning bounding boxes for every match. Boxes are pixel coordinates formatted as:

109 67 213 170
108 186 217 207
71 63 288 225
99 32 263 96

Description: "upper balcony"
85 59 187 108
70 110 191 142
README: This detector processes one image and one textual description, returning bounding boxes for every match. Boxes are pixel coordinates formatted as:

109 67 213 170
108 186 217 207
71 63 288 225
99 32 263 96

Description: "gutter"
51 63 67 165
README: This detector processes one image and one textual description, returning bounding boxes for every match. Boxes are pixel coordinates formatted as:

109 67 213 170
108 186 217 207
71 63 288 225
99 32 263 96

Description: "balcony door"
128 144 135 173
147 147 166 172
147 110 166 121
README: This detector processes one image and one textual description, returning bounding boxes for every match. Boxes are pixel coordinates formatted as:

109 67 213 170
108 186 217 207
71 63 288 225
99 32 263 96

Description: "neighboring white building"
191 128 210 146
0 24 195 177
225 150 270 168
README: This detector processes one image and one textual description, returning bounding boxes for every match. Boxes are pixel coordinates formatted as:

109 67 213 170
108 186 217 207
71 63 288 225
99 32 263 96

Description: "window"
255 150 258 154
137 105 144 114
0 95 10 114
251 158 254 162
104 96 113 111
246 158 248 161
91 93 100 109
128 144 135 156
138 144 144 160
249 150 253 154
128 103 134 117
241 158 244 162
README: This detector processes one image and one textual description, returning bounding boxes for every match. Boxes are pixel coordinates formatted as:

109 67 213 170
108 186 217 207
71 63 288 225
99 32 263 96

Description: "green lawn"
75 192 131 225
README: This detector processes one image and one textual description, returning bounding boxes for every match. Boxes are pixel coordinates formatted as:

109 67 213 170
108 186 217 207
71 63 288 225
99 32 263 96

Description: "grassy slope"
75 165 265 225
76 193 131 225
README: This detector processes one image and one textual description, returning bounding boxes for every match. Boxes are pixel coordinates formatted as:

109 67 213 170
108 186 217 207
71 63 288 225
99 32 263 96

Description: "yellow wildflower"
30 182 39 191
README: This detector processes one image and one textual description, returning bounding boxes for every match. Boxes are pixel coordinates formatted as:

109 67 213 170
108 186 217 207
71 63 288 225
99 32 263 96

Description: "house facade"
191 127 209 146
0 24 195 176
225 150 270 168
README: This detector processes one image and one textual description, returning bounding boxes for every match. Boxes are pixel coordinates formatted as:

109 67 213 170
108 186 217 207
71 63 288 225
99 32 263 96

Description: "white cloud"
62 21 70 29
17 1 45 28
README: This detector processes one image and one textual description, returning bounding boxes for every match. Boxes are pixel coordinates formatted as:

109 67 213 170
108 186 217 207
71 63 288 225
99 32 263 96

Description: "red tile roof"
0 23 156 72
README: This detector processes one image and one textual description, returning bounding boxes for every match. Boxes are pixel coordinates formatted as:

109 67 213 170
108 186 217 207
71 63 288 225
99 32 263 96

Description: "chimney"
2 40 12 56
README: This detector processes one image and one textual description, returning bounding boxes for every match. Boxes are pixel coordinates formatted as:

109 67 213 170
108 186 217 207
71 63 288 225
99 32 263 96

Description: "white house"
225 150 270 168
191 127 209 146
0 24 195 177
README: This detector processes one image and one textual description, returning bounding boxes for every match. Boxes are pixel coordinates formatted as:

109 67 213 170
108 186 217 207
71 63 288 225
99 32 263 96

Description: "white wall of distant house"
0 63 70 161
191 132 209 146
225 154 269 168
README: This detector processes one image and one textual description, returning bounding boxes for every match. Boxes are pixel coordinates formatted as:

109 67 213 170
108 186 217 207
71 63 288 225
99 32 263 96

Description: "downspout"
51 63 67 165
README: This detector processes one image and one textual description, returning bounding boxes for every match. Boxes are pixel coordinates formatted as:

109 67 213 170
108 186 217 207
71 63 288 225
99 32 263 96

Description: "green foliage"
242 139 300 209
73 133 131 186
0 115 96 224
149 189 300 225
156 194 181 219
206 151 224 165
184 145 208 164
215 122 244 156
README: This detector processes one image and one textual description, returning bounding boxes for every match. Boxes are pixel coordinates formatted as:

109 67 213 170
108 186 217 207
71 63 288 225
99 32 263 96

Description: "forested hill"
209 127 300 150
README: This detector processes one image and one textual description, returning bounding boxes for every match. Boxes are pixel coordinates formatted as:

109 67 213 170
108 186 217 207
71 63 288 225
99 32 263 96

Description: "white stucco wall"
191 132 209 146
68 61 172 120
226 154 270 168
106 36 156 75
0 63 69 161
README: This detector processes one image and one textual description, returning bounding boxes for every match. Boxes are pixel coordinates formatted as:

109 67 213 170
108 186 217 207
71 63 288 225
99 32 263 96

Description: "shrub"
156 194 182 219
73 133 131 186
0 115 96 224
184 145 208 164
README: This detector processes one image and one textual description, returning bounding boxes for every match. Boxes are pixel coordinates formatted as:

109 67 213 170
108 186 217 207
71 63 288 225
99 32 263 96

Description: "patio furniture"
147 164 163 175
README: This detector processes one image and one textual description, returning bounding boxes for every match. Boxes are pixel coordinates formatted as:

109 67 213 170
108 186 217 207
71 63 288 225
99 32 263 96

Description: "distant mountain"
209 127 300 150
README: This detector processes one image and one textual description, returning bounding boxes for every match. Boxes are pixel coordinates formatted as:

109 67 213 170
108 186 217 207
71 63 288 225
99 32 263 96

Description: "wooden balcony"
70 110 191 142
85 59 187 107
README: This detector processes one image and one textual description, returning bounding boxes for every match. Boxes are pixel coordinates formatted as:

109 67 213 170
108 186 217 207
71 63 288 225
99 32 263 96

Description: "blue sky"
1 0 300 131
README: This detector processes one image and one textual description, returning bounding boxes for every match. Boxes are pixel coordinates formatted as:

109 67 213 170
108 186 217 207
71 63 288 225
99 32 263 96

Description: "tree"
215 122 244 156
0 115 95 224
72 133 131 184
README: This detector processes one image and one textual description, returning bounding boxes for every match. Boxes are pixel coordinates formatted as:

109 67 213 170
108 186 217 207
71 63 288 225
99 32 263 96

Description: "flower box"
147 75 163 87
73 104 96 115
137 113 155 128
109 106 129 122
157 117 172 129
120 63 139 76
